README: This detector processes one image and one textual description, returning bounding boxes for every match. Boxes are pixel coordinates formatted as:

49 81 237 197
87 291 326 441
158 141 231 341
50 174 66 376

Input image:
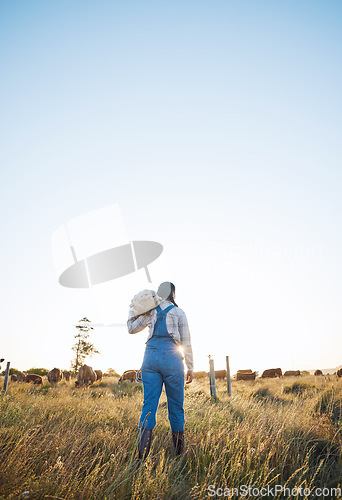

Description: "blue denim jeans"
139 336 185 432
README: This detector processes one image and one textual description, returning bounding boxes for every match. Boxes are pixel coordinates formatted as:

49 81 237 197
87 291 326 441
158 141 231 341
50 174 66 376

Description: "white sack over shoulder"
130 289 162 316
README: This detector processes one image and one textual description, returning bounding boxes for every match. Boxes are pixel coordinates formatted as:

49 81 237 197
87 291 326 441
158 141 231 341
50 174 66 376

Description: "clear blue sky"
1 0 341 375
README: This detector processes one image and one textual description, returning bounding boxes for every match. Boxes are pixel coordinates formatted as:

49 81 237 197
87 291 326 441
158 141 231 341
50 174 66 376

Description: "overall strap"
150 304 176 339
161 304 175 316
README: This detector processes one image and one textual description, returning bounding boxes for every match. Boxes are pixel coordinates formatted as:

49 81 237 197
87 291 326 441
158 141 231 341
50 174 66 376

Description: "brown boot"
138 428 153 460
172 431 184 455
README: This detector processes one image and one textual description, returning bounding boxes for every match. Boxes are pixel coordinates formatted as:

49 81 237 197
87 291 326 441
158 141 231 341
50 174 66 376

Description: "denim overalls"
139 304 185 432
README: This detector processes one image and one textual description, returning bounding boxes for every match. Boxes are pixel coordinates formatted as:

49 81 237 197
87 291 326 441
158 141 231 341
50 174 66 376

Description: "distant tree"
1 367 16 376
71 317 100 374
26 368 49 376
0 367 49 376
105 368 119 378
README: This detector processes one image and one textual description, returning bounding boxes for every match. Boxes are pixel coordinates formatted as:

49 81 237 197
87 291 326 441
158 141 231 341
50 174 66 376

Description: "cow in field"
237 370 256 381
262 368 282 378
118 370 138 383
337 369 342 378
194 371 208 378
284 370 301 377
10 374 18 382
237 373 256 381
25 374 43 384
63 370 71 382
215 370 227 380
314 369 323 376
48 368 62 384
17 372 26 382
75 365 96 387
94 370 103 383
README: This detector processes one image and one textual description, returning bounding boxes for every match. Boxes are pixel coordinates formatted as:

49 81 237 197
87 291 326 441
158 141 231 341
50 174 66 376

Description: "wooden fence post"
3 362 10 392
209 355 216 399
226 356 231 397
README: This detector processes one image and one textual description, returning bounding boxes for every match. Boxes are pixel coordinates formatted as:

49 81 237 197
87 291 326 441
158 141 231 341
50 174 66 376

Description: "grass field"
0 376 341 499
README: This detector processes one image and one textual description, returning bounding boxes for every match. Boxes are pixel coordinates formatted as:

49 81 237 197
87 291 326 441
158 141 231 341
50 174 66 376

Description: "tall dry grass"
0 376 341 499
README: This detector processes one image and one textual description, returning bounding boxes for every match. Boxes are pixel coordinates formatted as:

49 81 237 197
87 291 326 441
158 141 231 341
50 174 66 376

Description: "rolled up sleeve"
127 308 151 334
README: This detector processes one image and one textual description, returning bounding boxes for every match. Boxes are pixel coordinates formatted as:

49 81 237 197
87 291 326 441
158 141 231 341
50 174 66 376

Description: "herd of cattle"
8 366 141 386
6 365 342 387
192 368 342 380
9 366 104 387
229 368 342 380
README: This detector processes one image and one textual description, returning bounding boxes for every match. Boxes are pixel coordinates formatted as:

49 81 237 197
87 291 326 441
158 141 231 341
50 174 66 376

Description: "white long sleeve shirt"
127 299 194 371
